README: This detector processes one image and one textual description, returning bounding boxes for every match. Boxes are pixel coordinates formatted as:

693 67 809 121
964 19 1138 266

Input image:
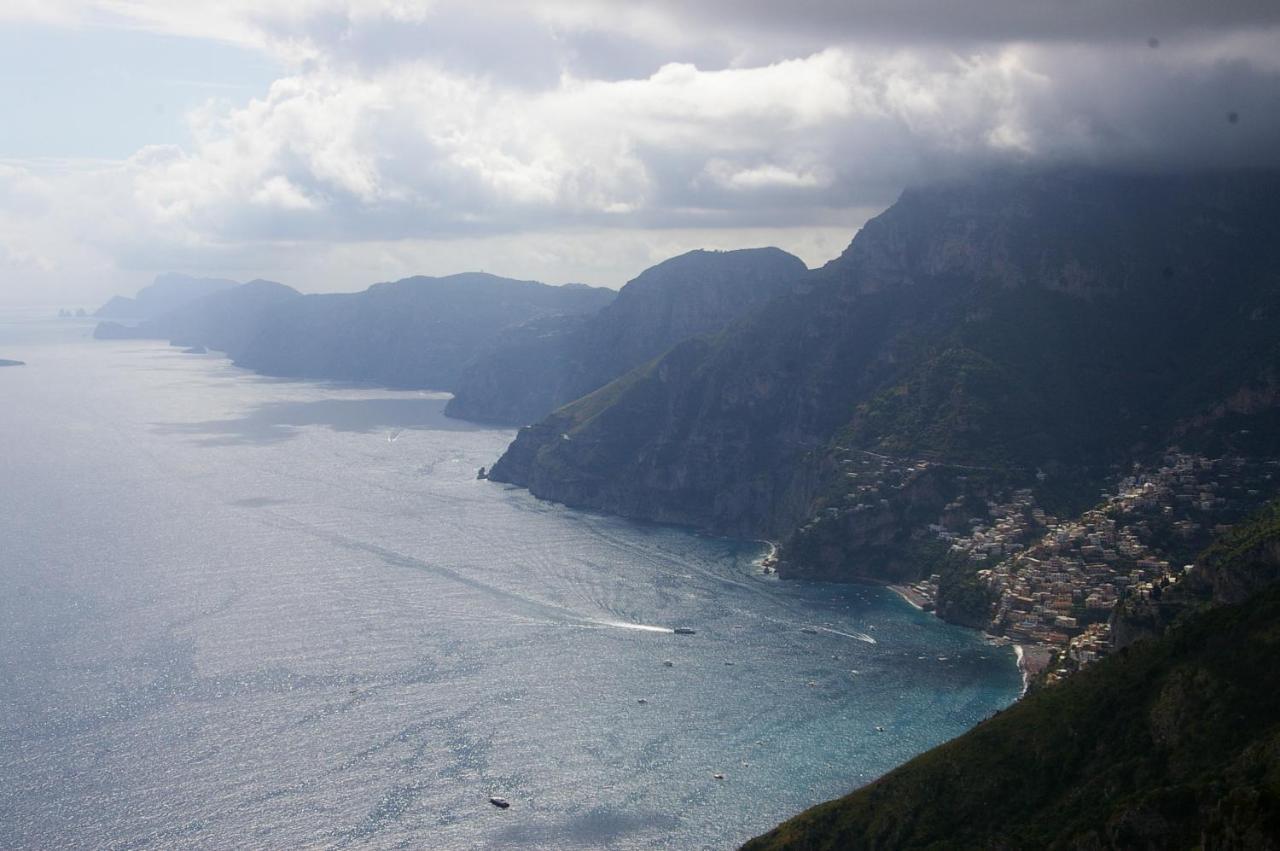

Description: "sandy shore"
888 584 929 611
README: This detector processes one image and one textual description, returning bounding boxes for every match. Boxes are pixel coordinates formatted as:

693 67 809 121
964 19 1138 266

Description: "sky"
0 1 1278 306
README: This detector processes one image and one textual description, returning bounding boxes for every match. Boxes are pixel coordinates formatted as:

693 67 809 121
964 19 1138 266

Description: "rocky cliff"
491 170 1280 574
445 248 807 424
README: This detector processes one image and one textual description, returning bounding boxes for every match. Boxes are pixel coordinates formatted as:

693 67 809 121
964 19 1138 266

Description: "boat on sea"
673 627 697 635
489 797 510 809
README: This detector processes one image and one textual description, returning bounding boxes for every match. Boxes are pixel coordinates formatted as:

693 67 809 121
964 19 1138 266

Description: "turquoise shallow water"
0 313 1021 849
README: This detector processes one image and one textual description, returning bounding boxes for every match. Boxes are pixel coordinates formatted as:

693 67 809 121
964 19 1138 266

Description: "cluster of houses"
922 452 1274 674
823 444 1273 681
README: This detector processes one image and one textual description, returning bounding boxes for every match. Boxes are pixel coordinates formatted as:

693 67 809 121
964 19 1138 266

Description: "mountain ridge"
489 169 1280 555
444 247 808 425
93 273 615 392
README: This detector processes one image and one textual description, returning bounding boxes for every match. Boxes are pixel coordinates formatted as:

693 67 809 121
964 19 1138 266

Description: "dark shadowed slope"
445 247 808 424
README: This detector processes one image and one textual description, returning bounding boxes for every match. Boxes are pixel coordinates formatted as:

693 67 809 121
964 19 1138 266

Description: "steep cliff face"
445 248 807 425
487 274 903 536
491 171 1280 554
439 313 595 424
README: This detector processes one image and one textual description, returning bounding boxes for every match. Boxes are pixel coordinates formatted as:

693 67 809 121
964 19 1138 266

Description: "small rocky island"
0 358 25 367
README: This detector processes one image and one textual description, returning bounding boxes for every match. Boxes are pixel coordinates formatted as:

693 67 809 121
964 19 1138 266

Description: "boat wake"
594 620 674 634
818 626 878 644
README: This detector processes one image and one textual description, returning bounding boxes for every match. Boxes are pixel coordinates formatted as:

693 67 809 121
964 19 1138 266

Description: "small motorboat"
673 627 697 635
489 797 510 809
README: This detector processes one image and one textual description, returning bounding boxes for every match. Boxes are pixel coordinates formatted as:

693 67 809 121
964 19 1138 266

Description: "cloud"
0 1 1278 305
17 1 1276 66
616 0 1280 48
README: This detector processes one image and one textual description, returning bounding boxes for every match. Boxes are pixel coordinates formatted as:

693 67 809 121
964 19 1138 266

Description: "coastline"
886 582 1031 696
887 583 927 611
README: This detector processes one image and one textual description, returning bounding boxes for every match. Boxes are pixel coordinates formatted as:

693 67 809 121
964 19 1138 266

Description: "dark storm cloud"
653 0 1280 44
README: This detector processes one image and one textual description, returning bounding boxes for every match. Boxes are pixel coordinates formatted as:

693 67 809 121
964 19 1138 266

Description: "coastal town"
894 451 1277 682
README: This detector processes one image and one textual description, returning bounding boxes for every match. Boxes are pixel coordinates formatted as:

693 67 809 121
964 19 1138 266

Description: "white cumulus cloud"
0 1 1277 305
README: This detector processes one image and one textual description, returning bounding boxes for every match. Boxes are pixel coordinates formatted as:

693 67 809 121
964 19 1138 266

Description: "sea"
0 311 1021 849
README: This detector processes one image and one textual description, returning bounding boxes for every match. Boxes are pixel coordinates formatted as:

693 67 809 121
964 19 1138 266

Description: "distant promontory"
0 359 25 367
